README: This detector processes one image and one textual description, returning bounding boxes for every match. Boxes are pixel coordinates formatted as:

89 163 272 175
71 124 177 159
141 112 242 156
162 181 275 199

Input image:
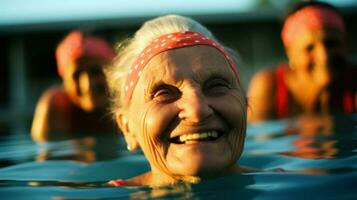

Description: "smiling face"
286 28 346 85
118 46 246 182
62 56 109 112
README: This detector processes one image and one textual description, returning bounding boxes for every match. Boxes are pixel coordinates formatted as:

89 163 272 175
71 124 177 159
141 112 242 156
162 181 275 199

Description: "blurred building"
0 0 356 134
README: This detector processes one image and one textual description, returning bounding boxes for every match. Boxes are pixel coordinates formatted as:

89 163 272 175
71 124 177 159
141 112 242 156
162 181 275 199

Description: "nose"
314 44 332 83
78 72 90 94
178 89 213 124
315 44 332 69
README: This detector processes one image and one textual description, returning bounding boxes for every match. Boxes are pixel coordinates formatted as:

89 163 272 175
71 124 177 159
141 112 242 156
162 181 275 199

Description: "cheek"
78 73 90 93
64 76 79 96
214 92 247 155
131 103 180 173
144 104 178 138
295 52 311 68
215 92 247 128
131 103 178 150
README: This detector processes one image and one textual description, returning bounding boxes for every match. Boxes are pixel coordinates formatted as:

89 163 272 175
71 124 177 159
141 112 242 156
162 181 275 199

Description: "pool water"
0 115 356 199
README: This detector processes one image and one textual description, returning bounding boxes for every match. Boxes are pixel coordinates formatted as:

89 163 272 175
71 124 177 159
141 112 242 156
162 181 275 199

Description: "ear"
116 112 139 151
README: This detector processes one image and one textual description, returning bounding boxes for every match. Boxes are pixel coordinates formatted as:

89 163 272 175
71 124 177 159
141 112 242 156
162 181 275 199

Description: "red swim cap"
281 5 345 47
56 31 115 76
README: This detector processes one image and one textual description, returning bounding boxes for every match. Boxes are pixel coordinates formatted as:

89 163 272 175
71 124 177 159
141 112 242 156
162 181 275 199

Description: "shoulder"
31 86 73 142
247 65 286 122
108 172 152 187
248 66 281 97
37 86 72 110
40 86 68 101
250 68 277 85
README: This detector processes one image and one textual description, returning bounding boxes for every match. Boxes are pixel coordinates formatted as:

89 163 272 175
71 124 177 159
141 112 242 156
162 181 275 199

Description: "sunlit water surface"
0 114 356 199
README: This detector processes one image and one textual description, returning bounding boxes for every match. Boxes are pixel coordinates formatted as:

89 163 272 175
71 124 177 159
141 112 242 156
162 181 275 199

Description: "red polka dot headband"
123 31 240 103
281 5 345 47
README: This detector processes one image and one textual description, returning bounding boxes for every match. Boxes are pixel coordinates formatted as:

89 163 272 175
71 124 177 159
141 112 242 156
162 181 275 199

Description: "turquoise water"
0 115 356 199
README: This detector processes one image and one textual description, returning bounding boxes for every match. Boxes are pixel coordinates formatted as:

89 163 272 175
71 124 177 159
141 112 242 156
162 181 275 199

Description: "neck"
134 164 242 186
285 68 329 112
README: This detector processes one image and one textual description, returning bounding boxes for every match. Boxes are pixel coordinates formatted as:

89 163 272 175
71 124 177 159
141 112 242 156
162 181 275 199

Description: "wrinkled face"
286 28 346 85
62 56 109 112
121 46 247 180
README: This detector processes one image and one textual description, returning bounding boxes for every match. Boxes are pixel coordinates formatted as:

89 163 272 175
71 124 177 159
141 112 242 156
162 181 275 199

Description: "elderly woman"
106 15 248 186
248 1 356 122
31 31 116 142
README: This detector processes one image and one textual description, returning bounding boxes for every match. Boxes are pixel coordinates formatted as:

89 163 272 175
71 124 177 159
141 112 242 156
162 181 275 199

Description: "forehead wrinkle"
139 46 237 94
140 52 184 95
166 46 226 82
189 46 235 84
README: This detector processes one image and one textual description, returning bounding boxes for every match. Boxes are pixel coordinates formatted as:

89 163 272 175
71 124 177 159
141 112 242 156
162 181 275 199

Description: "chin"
170 157 235 179
80 102 100 113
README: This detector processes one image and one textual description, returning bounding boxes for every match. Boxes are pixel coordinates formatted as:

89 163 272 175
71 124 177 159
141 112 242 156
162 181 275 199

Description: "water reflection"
119 174 257 200
1 174 258 200
0 115 356 199
248 114 356 160
36 135 123 163
281 114 356 159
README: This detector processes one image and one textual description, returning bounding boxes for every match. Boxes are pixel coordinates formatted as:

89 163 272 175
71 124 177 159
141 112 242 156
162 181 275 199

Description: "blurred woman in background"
31 31 117 143
247 1 356 123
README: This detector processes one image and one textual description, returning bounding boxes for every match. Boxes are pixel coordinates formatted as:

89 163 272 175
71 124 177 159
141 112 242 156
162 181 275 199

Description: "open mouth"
169 131 223 144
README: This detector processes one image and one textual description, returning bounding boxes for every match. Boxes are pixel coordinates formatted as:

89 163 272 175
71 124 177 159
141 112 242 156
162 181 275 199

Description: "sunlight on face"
125 46 247 180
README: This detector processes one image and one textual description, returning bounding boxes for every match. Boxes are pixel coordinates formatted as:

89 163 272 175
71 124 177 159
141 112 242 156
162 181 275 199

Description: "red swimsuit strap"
276 64 289 118
108 179 129 187
343 77 355 113
343 91 354 113
275 65 355 115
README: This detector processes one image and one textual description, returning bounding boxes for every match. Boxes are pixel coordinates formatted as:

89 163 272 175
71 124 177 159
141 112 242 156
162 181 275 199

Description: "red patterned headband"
56 31 115 76
281 5 345 47
123 31 239 103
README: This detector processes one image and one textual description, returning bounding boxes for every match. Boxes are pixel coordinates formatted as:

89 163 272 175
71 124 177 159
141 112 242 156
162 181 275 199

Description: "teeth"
178 131 219 143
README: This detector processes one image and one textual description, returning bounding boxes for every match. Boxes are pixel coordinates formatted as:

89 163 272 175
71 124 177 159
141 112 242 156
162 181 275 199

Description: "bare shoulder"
248 68 277 91
247 68 278 122
108 172 152 187
38 86 69 107
31 86 71 142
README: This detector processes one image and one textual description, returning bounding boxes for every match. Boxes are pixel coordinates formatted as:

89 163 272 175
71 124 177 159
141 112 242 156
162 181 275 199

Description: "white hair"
106 15 241 116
